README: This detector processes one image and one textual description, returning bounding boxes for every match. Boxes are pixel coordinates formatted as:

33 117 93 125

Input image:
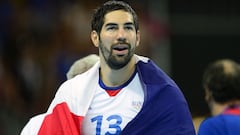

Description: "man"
198 59 240 135
21 1 195 134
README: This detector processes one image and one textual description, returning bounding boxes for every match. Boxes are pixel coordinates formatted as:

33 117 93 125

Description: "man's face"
98 10 140 69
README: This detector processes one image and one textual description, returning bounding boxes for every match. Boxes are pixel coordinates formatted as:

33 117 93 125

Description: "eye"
125 26 133 30
106 25 118 31
124 25 134 31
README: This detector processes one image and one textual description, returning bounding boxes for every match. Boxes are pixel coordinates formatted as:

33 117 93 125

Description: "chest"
82 74 144 135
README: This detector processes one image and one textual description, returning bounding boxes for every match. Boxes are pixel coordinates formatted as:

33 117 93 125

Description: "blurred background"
0 0 239 134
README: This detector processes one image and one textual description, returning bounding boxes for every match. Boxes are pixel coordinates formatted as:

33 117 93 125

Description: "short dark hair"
203 59 240 103
91 0 139 34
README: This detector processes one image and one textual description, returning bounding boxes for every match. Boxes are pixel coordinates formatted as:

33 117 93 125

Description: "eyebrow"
124 22 134 26
105 23 117 27
105 22 134 27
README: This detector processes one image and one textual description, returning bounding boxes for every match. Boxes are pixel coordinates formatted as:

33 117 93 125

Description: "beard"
99 40 135 70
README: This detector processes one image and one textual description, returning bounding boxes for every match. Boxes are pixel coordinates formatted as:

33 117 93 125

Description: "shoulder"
135 55 186 106
135 55 169 80
198 115 227 135
54 61 100 101
60 61 100 91
135 55 179 90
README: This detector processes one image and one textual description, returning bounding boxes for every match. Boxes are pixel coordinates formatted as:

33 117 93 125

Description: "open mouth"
112 44 129 56
113 44 129 50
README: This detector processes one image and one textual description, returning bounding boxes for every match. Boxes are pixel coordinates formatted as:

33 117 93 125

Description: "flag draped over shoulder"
21 55 196 135
21 58 99 135
38 102 83 134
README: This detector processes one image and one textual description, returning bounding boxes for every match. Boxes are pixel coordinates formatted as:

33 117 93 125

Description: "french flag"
21 55 196 135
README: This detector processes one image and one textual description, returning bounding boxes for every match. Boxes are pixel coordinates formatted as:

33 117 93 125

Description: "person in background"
198 59 240 135
21 1 196 134
66 54 99 79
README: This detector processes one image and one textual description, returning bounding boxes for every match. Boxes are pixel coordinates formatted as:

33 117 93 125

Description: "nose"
117 28 126 41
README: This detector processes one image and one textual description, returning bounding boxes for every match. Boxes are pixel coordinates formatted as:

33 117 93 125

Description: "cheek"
100 34 114 45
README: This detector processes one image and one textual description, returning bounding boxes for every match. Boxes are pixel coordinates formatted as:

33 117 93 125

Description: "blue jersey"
198 107 240 135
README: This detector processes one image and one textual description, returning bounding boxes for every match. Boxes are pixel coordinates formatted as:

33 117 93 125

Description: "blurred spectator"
0 54 27 135
66 54 99 79
198 59 240 135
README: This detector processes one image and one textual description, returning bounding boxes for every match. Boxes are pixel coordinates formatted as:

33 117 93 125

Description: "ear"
91 31 99 47
136 30 140 47
204 87 212 102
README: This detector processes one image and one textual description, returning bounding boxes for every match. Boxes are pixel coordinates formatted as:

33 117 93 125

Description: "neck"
211 103 228 116
100 56 136 87
210 100 240 116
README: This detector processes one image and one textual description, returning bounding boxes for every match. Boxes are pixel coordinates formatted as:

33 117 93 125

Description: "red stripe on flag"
38 102 84 135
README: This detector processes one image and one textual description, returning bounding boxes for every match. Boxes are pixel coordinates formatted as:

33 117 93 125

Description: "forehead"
104 10 134 24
